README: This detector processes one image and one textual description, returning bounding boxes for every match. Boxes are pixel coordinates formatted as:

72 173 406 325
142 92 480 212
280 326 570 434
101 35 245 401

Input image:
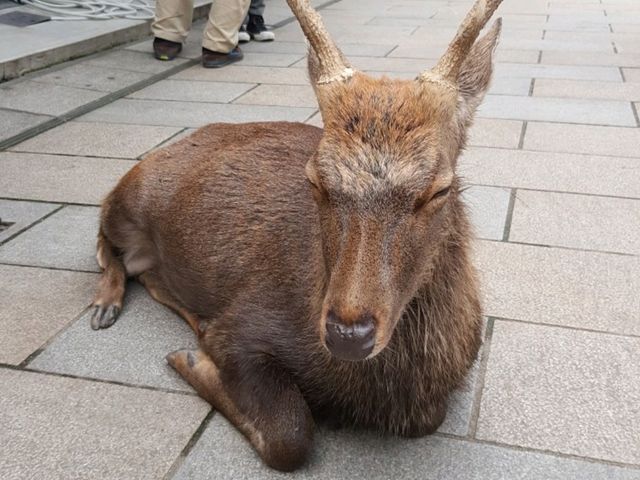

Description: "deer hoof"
90 304 121 330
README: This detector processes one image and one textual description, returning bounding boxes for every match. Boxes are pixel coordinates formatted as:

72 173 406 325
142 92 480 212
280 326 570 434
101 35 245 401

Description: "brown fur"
91 10 502 472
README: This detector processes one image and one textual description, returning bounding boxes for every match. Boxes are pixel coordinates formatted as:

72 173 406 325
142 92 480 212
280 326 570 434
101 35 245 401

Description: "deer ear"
455 18 502 126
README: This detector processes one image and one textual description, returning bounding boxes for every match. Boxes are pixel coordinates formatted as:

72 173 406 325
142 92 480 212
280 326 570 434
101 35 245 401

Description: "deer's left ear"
456 18 502 127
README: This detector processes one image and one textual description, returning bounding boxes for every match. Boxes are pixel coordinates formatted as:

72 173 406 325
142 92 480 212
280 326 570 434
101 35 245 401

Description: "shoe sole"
249 34 275 42
202 55 244 68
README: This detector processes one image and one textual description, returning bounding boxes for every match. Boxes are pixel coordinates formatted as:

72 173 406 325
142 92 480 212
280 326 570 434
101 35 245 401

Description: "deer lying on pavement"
91 0 503 471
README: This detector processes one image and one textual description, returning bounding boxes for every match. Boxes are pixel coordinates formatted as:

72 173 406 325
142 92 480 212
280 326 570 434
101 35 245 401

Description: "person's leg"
202 0 250 54
248 0 264 16
246 0 274 42
151 0 194 59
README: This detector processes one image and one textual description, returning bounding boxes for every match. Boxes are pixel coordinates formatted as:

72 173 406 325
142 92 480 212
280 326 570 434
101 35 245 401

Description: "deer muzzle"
324 309 376 361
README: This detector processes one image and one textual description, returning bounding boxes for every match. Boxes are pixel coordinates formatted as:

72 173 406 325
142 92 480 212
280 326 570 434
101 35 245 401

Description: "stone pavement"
1 0 640 478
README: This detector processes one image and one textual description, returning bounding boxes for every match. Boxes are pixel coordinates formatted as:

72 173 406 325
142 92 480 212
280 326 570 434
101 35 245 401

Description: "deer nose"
324 310 376 361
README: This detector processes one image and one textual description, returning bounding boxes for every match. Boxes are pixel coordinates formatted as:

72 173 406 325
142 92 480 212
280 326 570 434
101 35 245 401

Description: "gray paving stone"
173 64 311 85
467 118 523 149
240 52 305 67
85 49 189 73
462 186 511 241
30 283 199 391
0 199 59 244
623 68 640 82
509 190 640 254
459 148 640 198
388 46 541 64
11 121 181 158
0 109 52 142
234 84 318 108
0 265 97 364
478 94 636 126
494 63 622 81
174 414 640 479
80 98 314 127
475 241 640 336
128 79 255 103
477 320 640 465
32 63 149 92
533 78 640 101
0 368 209 479
0 81 104 116
541 50 640 67
0 152 132 204
0 206 100 272
524 122 640 157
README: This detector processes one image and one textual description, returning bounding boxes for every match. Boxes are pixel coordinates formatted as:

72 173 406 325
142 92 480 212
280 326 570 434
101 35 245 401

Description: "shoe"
247 14 275 42
153 37 182 61
238 25 251 43
202 46 244 68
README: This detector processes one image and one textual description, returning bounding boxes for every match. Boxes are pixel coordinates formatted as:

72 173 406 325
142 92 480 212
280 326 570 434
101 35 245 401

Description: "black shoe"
246 14 275 42
238 24 251 43
153 37 182 61
202 46 244 68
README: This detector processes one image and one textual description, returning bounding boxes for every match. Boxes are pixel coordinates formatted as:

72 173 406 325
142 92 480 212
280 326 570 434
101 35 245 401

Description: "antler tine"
420 0 503 85
285 0 354 84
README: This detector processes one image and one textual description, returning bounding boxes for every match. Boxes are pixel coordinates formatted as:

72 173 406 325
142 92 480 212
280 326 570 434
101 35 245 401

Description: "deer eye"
414 186 451 213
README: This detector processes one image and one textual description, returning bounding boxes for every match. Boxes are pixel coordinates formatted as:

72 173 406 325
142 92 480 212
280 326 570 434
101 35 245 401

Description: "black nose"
325 310 376 361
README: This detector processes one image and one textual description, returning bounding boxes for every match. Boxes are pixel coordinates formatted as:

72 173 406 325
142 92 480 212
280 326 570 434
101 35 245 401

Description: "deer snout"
324 310 376 361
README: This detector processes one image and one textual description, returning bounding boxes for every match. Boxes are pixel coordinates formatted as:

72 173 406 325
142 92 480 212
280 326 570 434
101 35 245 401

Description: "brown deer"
91 0 503 472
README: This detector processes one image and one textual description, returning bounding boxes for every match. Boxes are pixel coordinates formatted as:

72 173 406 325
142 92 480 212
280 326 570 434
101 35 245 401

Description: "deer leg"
167 348 314 472
91 232 126 330
137 271 205 338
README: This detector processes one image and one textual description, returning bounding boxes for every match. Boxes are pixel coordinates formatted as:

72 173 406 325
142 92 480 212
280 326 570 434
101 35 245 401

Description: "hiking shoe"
247 14 275 42
202 46 243 68
153 37 182 61
238 24 251 43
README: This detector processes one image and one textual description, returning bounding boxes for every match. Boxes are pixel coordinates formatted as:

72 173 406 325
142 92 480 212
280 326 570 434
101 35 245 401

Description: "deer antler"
420 0 503 87
285 0 354 84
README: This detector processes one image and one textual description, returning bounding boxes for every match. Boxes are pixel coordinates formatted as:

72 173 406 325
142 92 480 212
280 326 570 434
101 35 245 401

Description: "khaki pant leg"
202 0 250 53
152 0 194 44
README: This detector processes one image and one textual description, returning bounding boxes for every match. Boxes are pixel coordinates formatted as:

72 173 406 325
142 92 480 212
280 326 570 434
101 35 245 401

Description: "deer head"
287 0 503 361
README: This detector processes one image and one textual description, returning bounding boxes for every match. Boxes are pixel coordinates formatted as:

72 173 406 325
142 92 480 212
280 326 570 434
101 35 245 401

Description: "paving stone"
459 147 640 198
483 94 635 125
510 190 640 254
462 186 511 241
0 108 51 142
541 51 640 67
32 63 149 92
85 49 189 73
234 84 318 108
173 64 311 85
174 414 640 479
533 78 640 101
475 240 640 336
0 265 97 364
0 368 209 479
128 79 255 103
524 122 640 157
477 320 640 465
80 98 315 127
467 118 523 149
0 152 132 204
11 121 181 158
0 81 104 116
0 206 100 272
388 46 541 64
240 52 305 67
623 68 640 82
0 199 59 244
30 283 199 391
494 63 622 81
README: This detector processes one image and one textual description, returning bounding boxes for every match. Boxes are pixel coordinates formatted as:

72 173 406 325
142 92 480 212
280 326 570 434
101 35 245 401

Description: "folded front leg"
167 348 314 472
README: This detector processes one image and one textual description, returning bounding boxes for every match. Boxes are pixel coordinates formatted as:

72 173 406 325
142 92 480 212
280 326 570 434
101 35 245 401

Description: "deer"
90 0 503 472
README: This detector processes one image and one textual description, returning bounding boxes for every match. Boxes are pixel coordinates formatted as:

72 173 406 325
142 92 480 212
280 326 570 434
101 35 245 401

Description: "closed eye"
413 186 451 213
431 186 451 201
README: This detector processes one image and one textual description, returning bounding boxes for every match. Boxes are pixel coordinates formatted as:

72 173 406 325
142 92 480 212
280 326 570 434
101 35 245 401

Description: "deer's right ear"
455 18 502 127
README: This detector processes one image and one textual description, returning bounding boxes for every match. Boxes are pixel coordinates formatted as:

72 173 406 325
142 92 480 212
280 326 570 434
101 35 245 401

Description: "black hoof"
90 304 121 330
